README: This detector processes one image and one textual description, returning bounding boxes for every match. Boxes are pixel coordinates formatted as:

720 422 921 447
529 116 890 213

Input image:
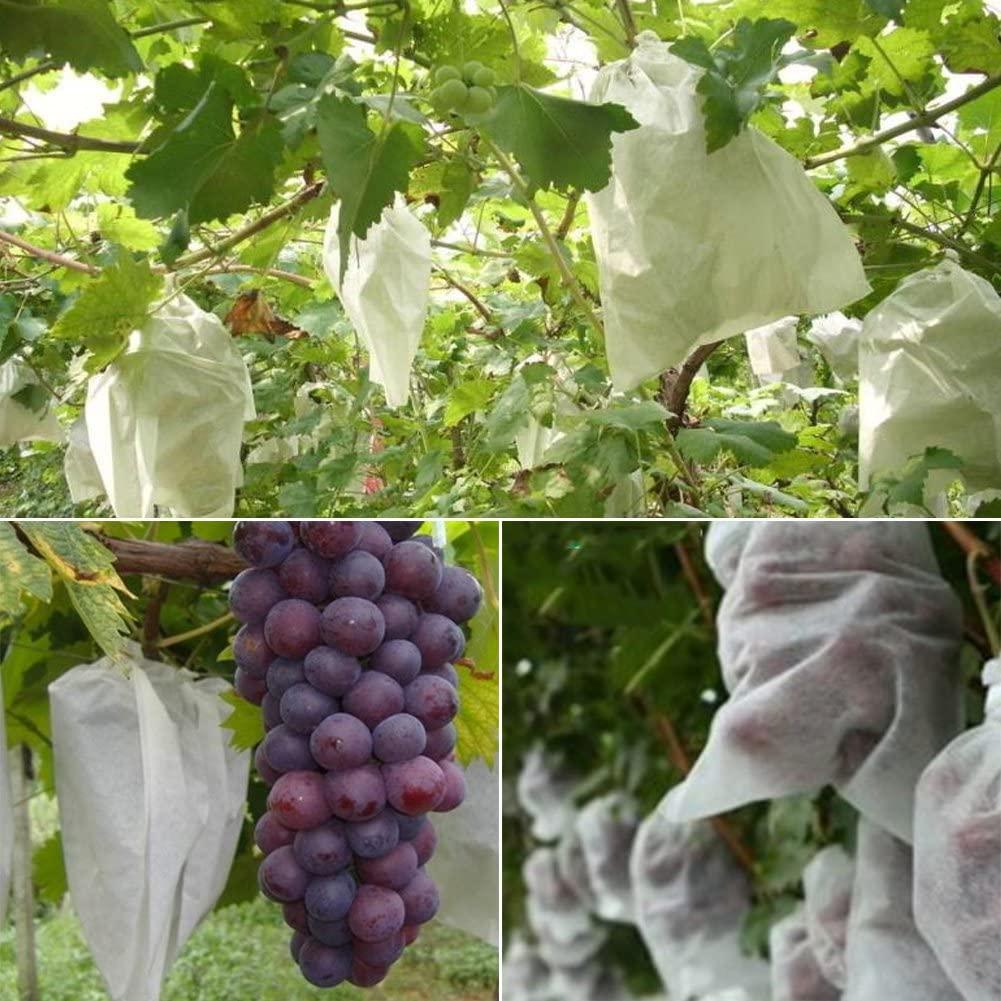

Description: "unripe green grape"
430 86 452 113
471 66 495 88
462 60 484 82
437 78 468 108
464 86 493 114
434 64 461 85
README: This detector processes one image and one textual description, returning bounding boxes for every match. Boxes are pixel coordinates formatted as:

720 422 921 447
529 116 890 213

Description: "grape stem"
158 612 235 649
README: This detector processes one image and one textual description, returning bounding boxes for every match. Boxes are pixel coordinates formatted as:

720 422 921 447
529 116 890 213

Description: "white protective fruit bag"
586 32 869 391
913 658 1001 1001
662 522 964 843
517 744 578 841
83 290 255 517
429 758 499 945
503 935 556 1001
769 906 840 1001
49 646 250 1001
744 317 802 385
576 793 638 923
630 810 770 1001
858 256 1001 494
807 312 862 382
63 415 105 504
0 669 13 928
843 819 963 1001
802 845 855 989
323 195 432 408
0 358 63 445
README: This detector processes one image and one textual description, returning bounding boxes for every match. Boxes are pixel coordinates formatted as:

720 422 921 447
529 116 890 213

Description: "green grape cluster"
429 61 497 116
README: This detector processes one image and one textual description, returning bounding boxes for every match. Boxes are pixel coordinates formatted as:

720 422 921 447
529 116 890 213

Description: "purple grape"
301 521 363 559
346 811 400 859
342 672 405 729
284 900 310 933
424 565 484 623
372 714 427 764
268 771 332 830
278 547 331 603
264 599 322 660
391 809 427 841
234 521 296 568
259 845 310 903
330 550 386 601
290 930 308 961
369 639 422 685
262 692 282 731
350 957 390 987
424 723 457 761
255 744 281 786
235 668 267 705
255 811 295 855
321 597 386 657
310 713 373 771
384 541 443 600
410 534 444 559
348 884 406 942
378 521 422 542
436 760 466 812
298 938 352 988
375 593 420 640
383 757 446 816
400 869 439 925
263 725 318 773
233 623 274 678
411 613 465 669
305 871 357 921
353 932 405 967
280 682 339 734
229 568 287 624
308 915 352 947
426 662 460 688
355 522 393 559
303 646 362 698
410 819 437 866
293 821 352 875
325 765 386 821
266 658 306 699
404 675 459 729
356 841 419 891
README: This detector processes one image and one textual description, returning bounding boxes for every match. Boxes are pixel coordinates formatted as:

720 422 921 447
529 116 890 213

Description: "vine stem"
0 228 98 274
959 139 1001 235
614 0 638 48
433 263 496 327
943 521 1001 585
157 612 234 649
805 72 1001 169
967 552 1001 657
469 524 498 611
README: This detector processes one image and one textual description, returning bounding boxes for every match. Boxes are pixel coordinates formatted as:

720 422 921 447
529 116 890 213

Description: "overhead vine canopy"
0 0 999 517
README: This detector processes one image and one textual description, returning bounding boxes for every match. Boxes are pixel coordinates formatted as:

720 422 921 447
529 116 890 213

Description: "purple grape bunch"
229 520 482 989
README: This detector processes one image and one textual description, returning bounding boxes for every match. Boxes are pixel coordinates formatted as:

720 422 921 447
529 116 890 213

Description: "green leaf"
676 419 797 466
0 0 141 78
316 94 425 282
32 831 67 905
11 383 48 414
882 446 965 508
482 85 638 192
585 400 669 431
0 522 53 620
444 379 496 427
734 0 885 48
482 374 531 450
220 688 265 751
50 253 162 372
456 602 499 768
865 0 905 20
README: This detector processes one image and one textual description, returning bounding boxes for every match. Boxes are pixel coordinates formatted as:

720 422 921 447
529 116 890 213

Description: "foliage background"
501 519 1000 995
1 1 1000 517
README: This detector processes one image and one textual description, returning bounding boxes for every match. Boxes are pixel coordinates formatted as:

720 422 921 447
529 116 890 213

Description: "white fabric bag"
503 935 556 1001
516 416 562 470
429 758 499 946
0 358 63 445
770 906 840 1001
83 290 255 517
913 658 1001 1001
576 793 638 923
586 32 869 391
517 745 578 842
49 646 250 1001
556 825 597 913
843 819 962 1001
63 415 105 503
662 523 963 843
802 845 855 989
859 257 1001 494
703 521 754 588
630 811 770 1001
323 195 432 408
0 669 13 928
807 312 862 382
523 846 598 953
744 317 802 383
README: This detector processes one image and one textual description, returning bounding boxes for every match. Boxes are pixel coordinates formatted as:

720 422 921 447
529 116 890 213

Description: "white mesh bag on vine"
428 758 499 945
858 256 1001 501
49 646 250 1001
322 194 432 408
556 824 598 912
843 819 963 1001
744 316 807 387
0 669 12 928
0 358 64 445
63 415 105 504
770 905 840 1001
82 287 255 518
548 959 634 1001
576 793 639 923
913 657 1001 1001
585 32 869 391
629 810 770 1001
662 522 964 843
807 313 862 383
517 744 578 841
703 521 754 588
802 845 855 989
503 935 556 1001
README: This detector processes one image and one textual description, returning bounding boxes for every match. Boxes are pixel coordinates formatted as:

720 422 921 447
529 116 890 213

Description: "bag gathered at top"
0 358 63 446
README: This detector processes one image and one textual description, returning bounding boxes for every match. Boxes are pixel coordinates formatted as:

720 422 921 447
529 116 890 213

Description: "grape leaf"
676 419 797 465
865 0 905 20
732 0 885 48
483 86 638 192
0 522 52 620
0 0 141 78
881 447 965 509
585 401 669 431
456 602 499 768
49 253 162 372
220 688 265 751
32 832 67 905
315 94 426 282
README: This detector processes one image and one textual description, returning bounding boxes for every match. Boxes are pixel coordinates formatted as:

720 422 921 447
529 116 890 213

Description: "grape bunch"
429 61 497 117
229 520 482 989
